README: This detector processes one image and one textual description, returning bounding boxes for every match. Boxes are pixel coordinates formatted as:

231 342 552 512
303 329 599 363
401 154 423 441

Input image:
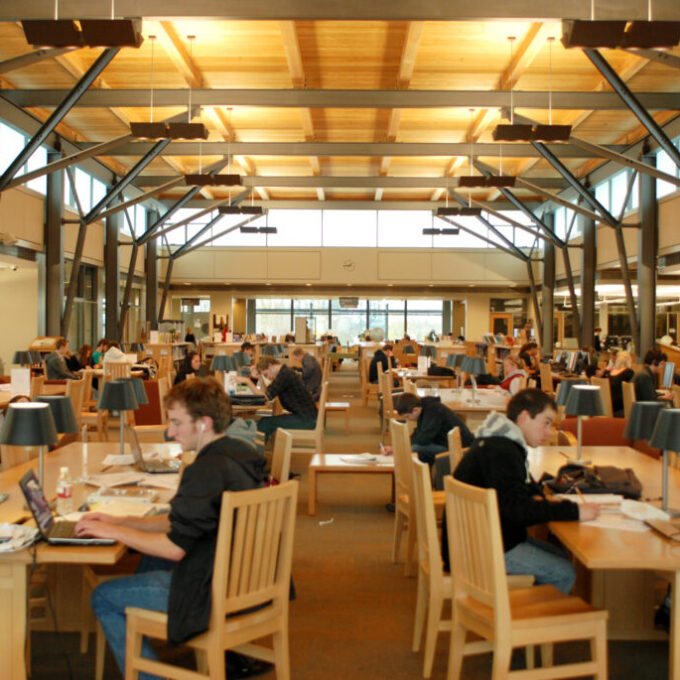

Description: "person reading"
441 389 600 594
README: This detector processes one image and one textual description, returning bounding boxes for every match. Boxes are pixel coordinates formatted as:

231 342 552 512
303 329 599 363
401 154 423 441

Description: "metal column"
44 149 64 337
638 150 658 355
541 213 556 359
104 210 121 340
145 211 159 330
580 210 596 349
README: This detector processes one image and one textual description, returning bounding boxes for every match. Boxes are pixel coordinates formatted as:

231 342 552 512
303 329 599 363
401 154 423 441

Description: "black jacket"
368 349 397 383
411 397 473 448
441 435 578 571
166 435 265 644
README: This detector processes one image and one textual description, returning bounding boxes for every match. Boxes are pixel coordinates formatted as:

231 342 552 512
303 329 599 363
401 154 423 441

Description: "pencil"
575 487 585 503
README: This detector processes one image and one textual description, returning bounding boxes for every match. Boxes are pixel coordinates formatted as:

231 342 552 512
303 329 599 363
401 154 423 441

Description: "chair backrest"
590 376 613 417
65 377 86 425
30 374 45 398
539 363 553 394
270 429 293 484
444 476 511 628
104 361 131 380
447 426 464 471
621 380 636 420
157 376 169 424
403 378 416 395
390 419 414 505
80 370 94 408
210 480 298 626
314 382 329 433
411 458 444 582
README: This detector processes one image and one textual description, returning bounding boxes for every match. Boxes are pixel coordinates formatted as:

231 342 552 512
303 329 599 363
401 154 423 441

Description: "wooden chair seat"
287 381 328 454
325 401 350 435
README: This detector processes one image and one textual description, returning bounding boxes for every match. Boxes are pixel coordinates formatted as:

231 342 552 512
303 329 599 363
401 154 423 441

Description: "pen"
575 487 585 503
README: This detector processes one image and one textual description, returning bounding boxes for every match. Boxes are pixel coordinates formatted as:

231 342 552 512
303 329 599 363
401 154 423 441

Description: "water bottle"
56 466 74 516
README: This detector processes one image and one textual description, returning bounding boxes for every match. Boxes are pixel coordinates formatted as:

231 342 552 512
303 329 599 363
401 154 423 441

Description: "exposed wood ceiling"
0 9 679 215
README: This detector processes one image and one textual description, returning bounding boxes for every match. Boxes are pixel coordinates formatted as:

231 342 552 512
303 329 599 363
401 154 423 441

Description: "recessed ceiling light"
387 284 394 287
469 284 476 287
428 284 434 287
266 283 272 286
346 284 352 287
305 283 312 286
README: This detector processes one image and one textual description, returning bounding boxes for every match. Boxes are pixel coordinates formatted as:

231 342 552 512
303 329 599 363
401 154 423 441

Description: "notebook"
125 425 181 474
18 469 115 545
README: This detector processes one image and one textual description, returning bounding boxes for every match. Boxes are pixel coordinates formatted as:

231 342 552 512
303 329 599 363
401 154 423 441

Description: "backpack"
544 463 642 500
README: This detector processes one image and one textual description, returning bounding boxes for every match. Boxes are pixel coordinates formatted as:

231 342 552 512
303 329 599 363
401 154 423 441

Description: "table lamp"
35 395 79 435
116 377 149 407
555 379 588 408
447 353 467 390
12 351 34 367
565 385 605 464
97 379 139 456
648 408 680 515
211 354 235 372
29 351 43 365
460 356 486 403
0 402 58 487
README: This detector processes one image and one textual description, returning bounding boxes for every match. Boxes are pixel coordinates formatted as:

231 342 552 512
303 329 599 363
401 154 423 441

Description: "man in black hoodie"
76 378 265 677
390 392 473 464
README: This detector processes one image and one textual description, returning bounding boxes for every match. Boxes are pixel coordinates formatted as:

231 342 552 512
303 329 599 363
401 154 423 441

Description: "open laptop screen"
19 469 55 537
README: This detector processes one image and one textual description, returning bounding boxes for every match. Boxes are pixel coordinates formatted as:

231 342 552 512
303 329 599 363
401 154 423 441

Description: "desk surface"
417 387 509 413
529 445 680 571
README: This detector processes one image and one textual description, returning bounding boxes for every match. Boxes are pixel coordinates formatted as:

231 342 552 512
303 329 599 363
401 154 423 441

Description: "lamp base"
558 450 591 466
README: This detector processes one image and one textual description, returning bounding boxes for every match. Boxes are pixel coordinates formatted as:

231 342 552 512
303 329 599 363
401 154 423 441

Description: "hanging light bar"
184 174 242 186
458 176 516 188
562 20 680 49
22 18 144 48
130 122 209 140
422 228 459 236
218 206 264 215
240 226 277 234
492 123 571 142
435 207 482 217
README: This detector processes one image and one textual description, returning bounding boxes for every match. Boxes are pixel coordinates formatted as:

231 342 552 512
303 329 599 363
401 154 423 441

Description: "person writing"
75 378 265 678
369 343 399 384
289 347 322 401
441 389 600 593
45 338 80 380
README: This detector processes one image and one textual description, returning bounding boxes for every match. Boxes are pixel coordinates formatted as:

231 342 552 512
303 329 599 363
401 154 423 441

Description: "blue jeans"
504 536 576 594
92 556 174 680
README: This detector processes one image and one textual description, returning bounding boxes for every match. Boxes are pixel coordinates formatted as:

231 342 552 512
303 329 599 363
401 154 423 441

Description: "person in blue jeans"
75 378 265 679
441 389 600 594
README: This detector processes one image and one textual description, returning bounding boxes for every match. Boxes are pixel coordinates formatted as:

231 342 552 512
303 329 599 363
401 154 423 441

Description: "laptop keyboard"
49 521 78 538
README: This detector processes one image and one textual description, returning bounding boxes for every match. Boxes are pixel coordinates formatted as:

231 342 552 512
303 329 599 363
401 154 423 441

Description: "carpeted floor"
31 361 669 679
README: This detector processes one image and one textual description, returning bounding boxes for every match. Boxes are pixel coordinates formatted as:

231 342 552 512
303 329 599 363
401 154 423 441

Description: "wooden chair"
539 363 553 395
29 374 44 398
104 361 131 380
391 419 445 577
125 481 299 680
269 428 292 485
133 377 171 442
325 399 350 435
360 355 380 406
80 371 108 442
622 380 636 420
444 477 608 680
379 365 400 440
66 377 86 419
403 378 417 395
673 384 680 408
288 381 328 455
590 376 613 417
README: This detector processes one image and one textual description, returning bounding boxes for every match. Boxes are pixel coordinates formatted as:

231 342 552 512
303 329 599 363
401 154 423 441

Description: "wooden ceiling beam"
279 20 324 201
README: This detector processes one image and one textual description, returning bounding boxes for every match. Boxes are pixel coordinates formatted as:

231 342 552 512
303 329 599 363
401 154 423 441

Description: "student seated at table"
497 355 527 395
91 338 108 367
75 378 266 679
605 349 635 416
634 347 673 402
239 356 318 441
45 338 80 380
441 389 600 594
385 392 473 466
173 351 208 385
369 343 399 384
289 346 322 401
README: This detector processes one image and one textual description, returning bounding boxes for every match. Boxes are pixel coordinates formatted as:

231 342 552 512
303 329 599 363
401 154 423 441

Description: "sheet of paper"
553 493 624 506
102 454 135 466
85 471 146 487
582 513 650 533
138 474 181 490
10 367 30 397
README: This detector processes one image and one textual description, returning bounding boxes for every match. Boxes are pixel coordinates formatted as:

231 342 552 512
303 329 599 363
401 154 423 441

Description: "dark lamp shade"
12 351 33 365
35 395 80 433
565 385 605 417
130 343 145 352
29 351 43 364
211 355 235 371
623 401 666 441
555 379 588 407
649 409 680 451
116 377 149 406
461 356 486 375
0 402 58 446
446 353 466 368
97 379 139 411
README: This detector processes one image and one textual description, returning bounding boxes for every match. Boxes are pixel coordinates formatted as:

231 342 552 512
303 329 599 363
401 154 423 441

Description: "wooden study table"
0 440 181 680
529 445 680 680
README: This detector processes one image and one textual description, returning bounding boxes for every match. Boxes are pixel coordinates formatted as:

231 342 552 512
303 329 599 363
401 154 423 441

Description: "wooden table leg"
308 467 317 516
0 559 28 680
344 409 350 435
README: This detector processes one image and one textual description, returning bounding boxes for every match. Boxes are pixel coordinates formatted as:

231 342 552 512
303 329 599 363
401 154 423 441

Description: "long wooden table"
529 445 680 680
0 440 181 680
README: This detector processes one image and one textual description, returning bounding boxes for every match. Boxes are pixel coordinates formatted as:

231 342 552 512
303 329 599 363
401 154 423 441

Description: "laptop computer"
19 469 115 545
125 425 181 474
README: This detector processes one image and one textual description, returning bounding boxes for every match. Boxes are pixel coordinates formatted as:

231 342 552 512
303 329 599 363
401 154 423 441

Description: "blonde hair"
505 355 524 370
614 350 632 369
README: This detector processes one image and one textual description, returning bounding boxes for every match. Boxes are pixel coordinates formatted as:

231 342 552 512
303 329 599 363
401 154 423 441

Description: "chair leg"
95 622 107 680
392 511 405 563
404 521 417 577
540 642 553 667
491 641 512 680
447 619 466 680
591 621 608 679
422 591 443 678
524 645 535 669
195 649 209 674
80 575 93 653
124 614 143 680
412 574 427 652
205 644 225 680
272 627 291 680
